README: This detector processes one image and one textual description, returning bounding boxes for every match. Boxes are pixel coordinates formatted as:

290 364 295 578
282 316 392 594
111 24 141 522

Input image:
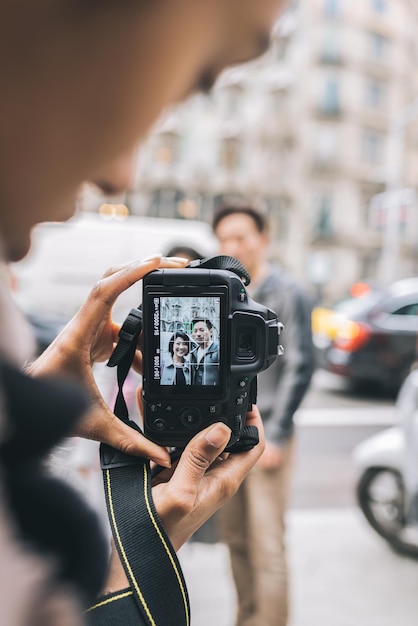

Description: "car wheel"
357 467 418 559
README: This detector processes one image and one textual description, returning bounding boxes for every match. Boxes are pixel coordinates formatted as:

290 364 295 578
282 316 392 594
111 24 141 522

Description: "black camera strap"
87 308 190 626
87 260 260 623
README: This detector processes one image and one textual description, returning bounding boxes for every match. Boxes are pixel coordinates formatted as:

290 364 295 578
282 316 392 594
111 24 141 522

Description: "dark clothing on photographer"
0 359 107 625
190 341 220 386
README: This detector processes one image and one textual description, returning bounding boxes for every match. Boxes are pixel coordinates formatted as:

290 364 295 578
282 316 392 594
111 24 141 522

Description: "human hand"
151 407 265 552
256 440 284 470
101 408 265 594
27 254 187 467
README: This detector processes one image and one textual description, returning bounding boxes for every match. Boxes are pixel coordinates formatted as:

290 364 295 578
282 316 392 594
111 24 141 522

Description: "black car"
312 278 418 392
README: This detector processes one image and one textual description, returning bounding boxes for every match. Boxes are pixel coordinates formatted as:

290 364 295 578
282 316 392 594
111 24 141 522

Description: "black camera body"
141 258 282 449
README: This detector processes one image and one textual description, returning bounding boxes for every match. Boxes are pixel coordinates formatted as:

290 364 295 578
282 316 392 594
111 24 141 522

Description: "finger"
167 423 232 489
77 406 171 467
204 407 265 484
85 256 164 313
101 255 188 280
79 255 188 324
131 350 143 374
151 457 181 486
98 255 188 302
135 384 143 419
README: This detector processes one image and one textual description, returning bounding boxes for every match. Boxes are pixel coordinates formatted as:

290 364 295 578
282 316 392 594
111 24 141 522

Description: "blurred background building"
81 0 418 301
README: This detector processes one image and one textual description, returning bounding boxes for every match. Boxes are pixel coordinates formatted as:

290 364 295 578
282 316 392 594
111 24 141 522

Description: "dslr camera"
141 256 282 449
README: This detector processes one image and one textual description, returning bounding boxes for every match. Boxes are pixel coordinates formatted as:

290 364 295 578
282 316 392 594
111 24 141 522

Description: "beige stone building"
83 0 418 300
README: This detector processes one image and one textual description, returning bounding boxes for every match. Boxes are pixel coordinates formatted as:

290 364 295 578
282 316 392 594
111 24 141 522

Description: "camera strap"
87 283 260 624
87 307 190 626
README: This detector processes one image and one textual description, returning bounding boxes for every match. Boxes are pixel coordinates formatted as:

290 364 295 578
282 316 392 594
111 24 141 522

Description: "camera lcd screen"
151 296 221 388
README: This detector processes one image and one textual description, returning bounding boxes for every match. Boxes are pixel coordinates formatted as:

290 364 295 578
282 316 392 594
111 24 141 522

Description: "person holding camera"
190 318 220 386
213 204 316 626
0 1 288 624
161 331 192 385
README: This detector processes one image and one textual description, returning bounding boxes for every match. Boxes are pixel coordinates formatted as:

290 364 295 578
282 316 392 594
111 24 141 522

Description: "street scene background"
179 370 418 626
9 2 418 625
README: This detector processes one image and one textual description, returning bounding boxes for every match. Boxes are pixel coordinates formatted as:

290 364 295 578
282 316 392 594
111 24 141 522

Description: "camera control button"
153 418 166 431
233 414 242 436
180 408 202 429
238 378 249 389
235 395 246 406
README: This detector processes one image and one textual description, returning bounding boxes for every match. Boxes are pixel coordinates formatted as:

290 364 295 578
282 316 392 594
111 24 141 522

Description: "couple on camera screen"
161 317 220 387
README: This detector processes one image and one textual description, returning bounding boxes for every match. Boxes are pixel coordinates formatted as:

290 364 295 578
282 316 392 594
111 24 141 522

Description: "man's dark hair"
212 204 268 234
165 245 204 261
192 318 213 331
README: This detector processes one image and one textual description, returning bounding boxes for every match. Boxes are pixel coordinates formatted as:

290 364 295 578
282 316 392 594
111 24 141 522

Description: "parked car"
11 213 217 322
312 277 418 393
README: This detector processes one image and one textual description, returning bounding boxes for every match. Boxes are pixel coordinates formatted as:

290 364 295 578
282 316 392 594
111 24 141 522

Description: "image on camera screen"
155 296 221 386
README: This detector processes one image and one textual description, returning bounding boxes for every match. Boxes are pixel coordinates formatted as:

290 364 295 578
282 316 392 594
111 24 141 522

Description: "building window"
176 197 200 220
365 78 387 109
149 188 181 218
362 130 384 164
313 194 334 239
368 31 390 61
221 83 244 117
315 127 338 164
220 137 242 171
154 132 180 164
361 254 378 279
273 36 289 63
320 30 342 64
323 0 341 17
371 0 387 13
320 77 341 115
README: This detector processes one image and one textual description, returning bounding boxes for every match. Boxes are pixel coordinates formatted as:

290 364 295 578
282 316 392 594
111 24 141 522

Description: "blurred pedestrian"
165 244 205 263
213 204 316 626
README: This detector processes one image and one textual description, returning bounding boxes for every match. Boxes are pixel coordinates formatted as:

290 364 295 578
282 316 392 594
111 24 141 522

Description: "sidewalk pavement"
178 507 418 626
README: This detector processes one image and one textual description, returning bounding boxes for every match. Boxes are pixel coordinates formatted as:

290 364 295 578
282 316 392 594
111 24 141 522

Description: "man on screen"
190 319 220 385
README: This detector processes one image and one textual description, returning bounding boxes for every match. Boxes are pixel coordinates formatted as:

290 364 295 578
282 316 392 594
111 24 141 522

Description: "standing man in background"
213 204 316 626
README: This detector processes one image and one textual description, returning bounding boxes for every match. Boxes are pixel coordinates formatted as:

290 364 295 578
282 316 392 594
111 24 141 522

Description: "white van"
12 213 217 322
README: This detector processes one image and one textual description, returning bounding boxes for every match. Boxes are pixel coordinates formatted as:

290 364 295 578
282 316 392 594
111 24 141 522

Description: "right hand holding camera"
103 407 265 594
151 406 265 551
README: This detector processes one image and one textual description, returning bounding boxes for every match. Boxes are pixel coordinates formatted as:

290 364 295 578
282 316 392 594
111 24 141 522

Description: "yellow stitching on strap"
142 464 190 626
86 590 133 612
105 469 156 626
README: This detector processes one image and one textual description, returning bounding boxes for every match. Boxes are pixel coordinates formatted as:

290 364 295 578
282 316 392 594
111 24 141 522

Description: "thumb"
173 423 232 483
